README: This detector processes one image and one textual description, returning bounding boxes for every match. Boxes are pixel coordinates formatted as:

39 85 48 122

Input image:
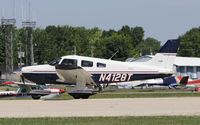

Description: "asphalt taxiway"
0 97 200 117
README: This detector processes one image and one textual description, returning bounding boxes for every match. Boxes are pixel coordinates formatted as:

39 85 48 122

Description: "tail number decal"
99 74 133 82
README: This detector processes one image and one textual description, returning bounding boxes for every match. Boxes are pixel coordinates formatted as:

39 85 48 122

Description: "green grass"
0 116 200 125
1 86 200 100
0 86 18 91
47 88 200 100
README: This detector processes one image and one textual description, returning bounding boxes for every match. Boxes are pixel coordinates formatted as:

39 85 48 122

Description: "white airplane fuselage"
22 55 173 85
22 39 180 85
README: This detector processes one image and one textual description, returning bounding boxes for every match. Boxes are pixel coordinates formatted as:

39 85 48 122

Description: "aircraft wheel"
32 95 41 100
73 95 81 99
81 95 89 99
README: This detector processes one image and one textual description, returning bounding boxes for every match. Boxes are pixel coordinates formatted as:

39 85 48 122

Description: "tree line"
1 24 199 66
0 25 161 65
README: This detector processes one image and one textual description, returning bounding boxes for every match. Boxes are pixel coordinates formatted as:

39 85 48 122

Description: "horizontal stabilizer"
163 76 177 86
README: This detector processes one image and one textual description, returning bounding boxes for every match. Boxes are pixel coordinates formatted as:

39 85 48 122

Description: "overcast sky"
1 0 200 44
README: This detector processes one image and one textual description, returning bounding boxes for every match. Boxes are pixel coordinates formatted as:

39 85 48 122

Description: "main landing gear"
68 89 98 99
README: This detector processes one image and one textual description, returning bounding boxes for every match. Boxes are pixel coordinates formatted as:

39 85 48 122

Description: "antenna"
21 5 24 21
32 10 36 21
13 0 16 19
2 8 5 18
109 50 118 60
28 0 31 21
22 0 36 66
25 0 28 20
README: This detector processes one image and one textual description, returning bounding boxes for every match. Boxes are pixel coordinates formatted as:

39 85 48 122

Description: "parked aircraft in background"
0 82 66 99
21 39 180 99
184 79 200 89
115 76 189 89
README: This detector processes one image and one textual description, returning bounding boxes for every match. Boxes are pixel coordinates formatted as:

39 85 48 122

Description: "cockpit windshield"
49 57 61 66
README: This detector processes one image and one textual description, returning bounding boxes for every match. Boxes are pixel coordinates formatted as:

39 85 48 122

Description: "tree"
98 33 133 61
178 27 200 57
137 37 161 56
0 26 5 65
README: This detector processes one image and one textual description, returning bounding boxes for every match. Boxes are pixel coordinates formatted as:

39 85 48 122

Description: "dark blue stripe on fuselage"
23 72 172 85
22 73 59 84
92 73 172 84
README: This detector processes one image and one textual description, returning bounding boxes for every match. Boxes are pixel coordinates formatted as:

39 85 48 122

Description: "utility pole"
1 18 16 79
73 46 76 55
22 21 36 66
17 42 24 69
91 46 94 57
22 0 36 66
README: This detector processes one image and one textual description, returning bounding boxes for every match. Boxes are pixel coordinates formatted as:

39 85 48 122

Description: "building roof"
174 56 200 66
131 55 200 66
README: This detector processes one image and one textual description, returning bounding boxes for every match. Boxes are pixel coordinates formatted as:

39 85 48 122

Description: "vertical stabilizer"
145 39 180 70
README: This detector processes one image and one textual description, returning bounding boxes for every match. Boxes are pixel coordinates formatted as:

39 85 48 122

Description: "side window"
81 60 93 67
97 62 106 68
61 59 77 66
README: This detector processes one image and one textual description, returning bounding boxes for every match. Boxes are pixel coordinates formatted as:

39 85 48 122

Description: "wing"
0 81 15 86
55 65 96 89
1 81 37 87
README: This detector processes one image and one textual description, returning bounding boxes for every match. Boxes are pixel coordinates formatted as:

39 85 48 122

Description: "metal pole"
91 46 94 57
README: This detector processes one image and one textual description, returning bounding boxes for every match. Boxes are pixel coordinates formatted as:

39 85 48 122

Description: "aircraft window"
21 88 27 93
61 59 77 66
81 60 93 67
97 62 106 68
49 57 61 65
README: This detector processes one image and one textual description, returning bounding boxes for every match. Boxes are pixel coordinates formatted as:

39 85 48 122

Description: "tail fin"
179 76 189 85
145 39 180 70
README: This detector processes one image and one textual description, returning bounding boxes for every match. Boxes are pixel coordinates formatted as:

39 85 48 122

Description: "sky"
0 0 200 44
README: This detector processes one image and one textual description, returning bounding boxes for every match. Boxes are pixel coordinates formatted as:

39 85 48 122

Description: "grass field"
0 116 200 125
1 86 200 100
47 88 200 100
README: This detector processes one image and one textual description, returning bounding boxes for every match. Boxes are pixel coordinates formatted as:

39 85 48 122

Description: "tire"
73 95 80 99
81 95 89 99
32 95 41 100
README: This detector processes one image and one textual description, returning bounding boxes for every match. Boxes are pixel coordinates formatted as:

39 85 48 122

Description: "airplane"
114 76 189 89
183 78 200 91
0 81 66 99
21 39 180 99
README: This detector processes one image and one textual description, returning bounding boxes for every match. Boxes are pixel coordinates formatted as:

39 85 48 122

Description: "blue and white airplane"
22 39 180 98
